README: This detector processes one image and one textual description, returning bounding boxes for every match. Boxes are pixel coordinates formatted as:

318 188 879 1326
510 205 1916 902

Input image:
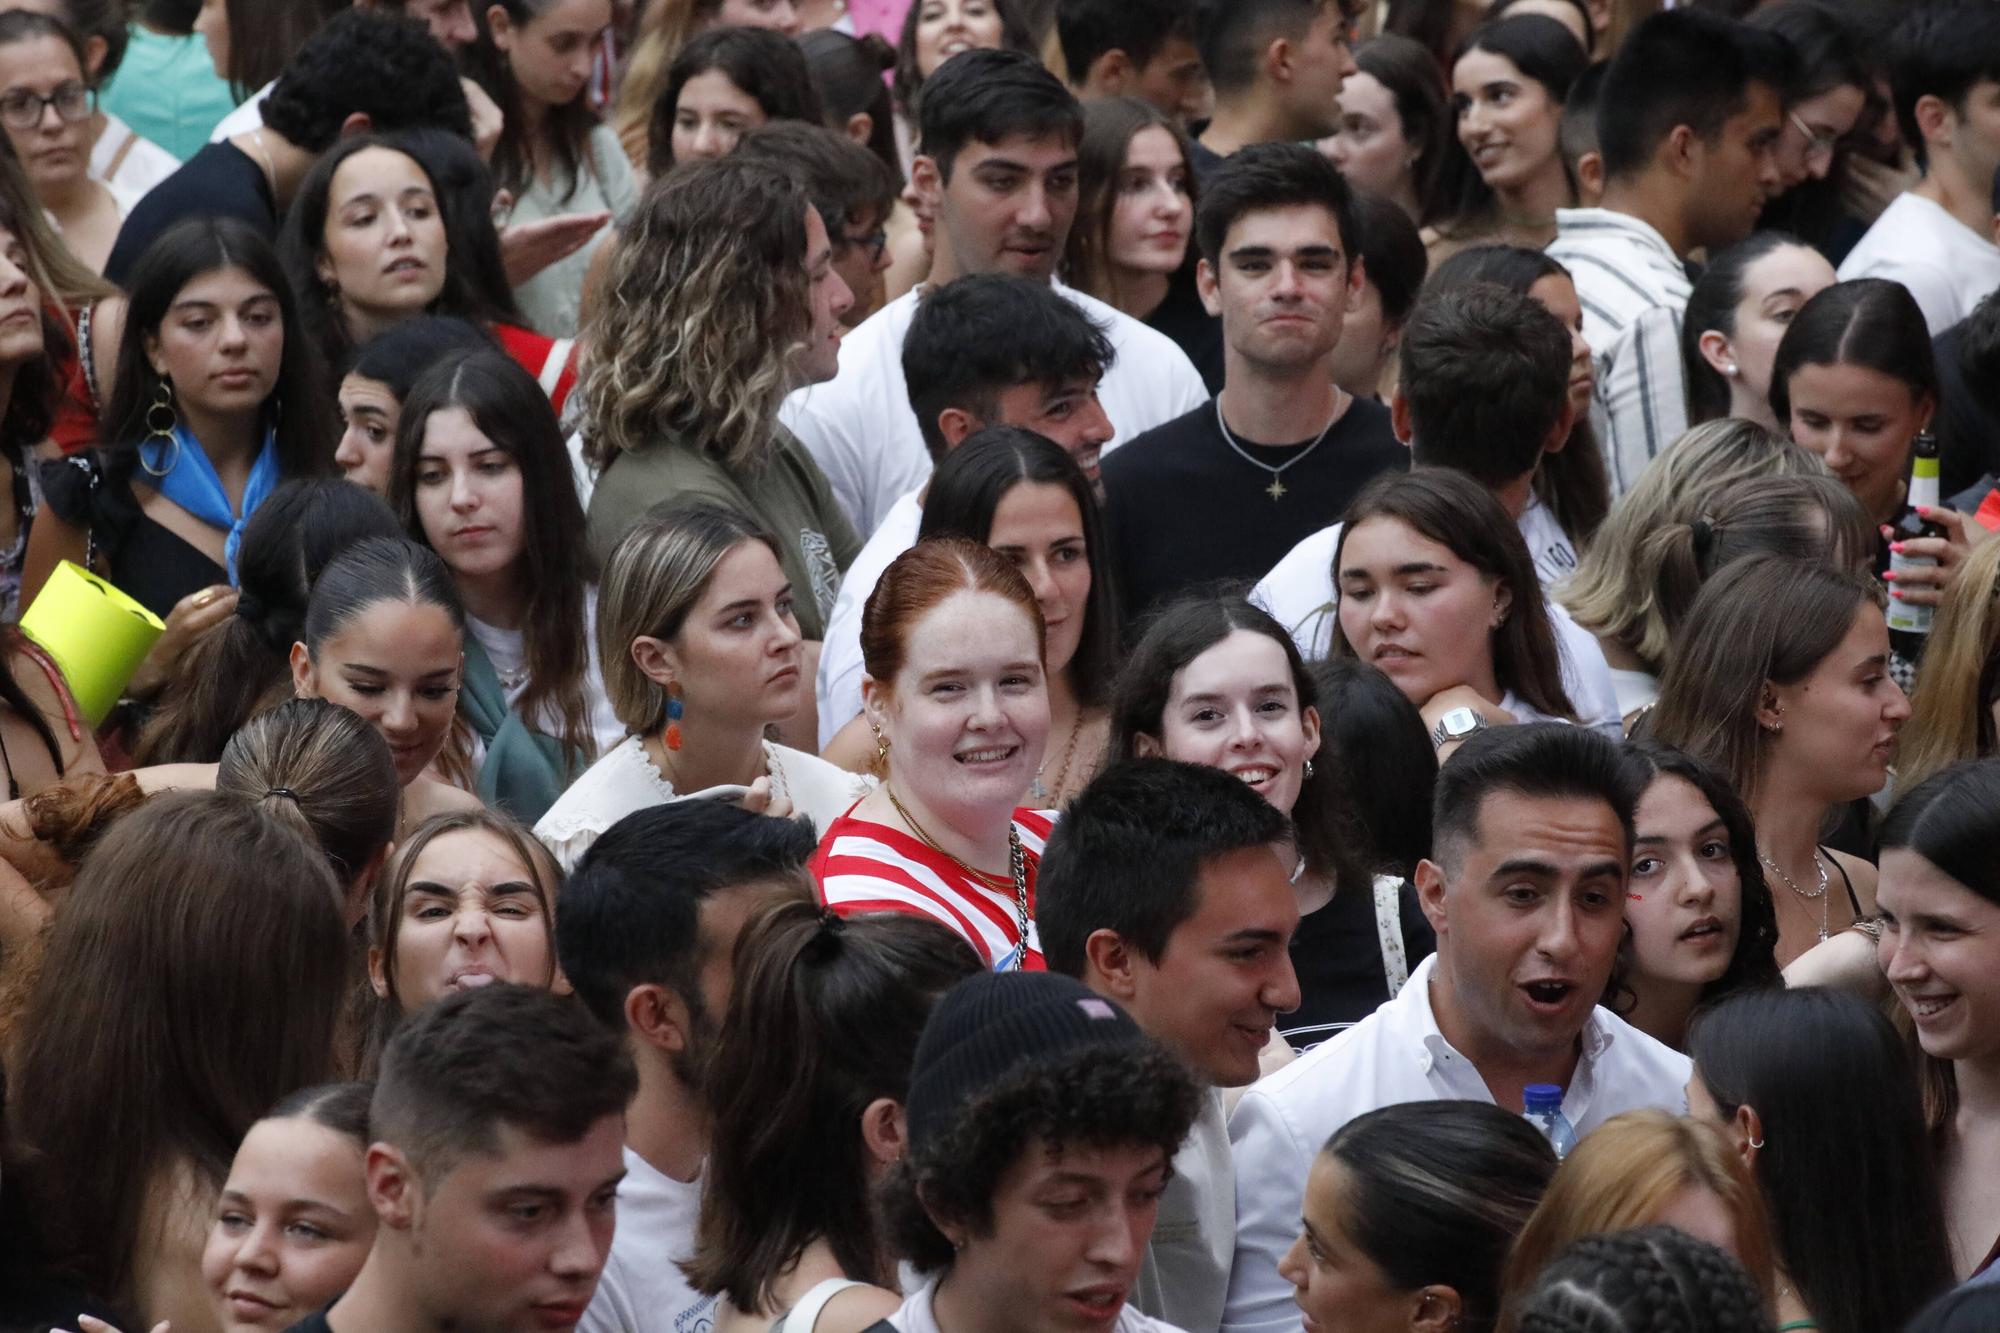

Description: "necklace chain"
1760 848 1831 943
885 785 1030 967
1031 712 1085 806
1214 395 1344 501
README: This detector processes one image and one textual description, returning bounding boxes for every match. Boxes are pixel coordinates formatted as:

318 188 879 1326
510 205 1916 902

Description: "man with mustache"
1221 724 1691 1332
781 47 1205 540
1101 142 1405 620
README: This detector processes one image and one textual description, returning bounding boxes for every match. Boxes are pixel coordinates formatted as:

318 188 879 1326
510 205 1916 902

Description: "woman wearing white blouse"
536 501 871 871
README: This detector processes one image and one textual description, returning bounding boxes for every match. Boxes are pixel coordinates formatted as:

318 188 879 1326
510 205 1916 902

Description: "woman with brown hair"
812 538 1051 971
1499 1111 1779 1327
610 0 804 169
1649 558 1910 965
684 900 980 1333
5 789 349 1333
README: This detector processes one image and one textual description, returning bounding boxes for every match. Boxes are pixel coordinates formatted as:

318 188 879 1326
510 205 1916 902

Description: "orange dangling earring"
665 681 684 751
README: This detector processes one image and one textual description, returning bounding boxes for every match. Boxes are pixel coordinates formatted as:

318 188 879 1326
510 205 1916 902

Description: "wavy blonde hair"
1899 534 2000 794
1560 419 1823 672
580 160 811 474
1498 1111 1777 1331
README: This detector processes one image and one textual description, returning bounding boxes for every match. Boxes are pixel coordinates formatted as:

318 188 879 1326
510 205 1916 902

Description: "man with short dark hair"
879 970 1203 1333
1838 2 2000 334
107 9 472 281
736 121 901 331
1254 283 1623 735
815 276 1116 745
1103 142 1405 618
1546 8 1791 495
1039 758 1299 1332
1223 725 1690 1331
555 804 814 1333
302 984 637 1333
1193 0 1357 174
1058 0 1211 129
782 48 1205 538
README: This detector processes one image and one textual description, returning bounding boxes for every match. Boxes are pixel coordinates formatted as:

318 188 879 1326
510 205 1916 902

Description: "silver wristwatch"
1430 706 1488 750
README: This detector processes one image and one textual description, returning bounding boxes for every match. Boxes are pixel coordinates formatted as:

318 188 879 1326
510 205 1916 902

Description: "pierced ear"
1300 704 1323 765
1736 1103 1766 1164
1490 581 1513 628
860 1096 908 1168
630 635 677 690
1411 1285 1465 1333
1755 684 1786 735
290 641 316 697
1697 328 1736 378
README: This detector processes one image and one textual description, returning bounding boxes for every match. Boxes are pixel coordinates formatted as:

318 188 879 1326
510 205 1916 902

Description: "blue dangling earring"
664 681 684 751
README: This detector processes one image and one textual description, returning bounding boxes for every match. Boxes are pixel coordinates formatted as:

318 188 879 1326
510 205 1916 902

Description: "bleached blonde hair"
579 159 812 474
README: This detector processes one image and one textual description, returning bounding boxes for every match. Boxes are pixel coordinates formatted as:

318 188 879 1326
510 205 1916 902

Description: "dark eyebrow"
1179 684 1291 706
1221 927 1287 946
1634 818 1728 847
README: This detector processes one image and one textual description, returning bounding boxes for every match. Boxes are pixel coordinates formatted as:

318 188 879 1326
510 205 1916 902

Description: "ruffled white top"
534 734 875 872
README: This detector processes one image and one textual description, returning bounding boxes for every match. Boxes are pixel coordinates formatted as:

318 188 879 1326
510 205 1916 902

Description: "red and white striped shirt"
812 807 1054 971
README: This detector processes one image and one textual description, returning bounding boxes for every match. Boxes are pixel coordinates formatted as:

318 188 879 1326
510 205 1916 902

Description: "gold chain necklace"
1760 847 1831 943
1031 712 1084 806
885 785 1029 967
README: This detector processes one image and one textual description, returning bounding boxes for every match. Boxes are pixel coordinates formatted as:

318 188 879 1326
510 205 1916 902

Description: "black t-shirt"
1187 136 1228 186
282 1307 335 1333
1934 316 2000 500
106 141 277 284
1145 267 1224 395
1279 878 1437 1053
1102 394 1407 617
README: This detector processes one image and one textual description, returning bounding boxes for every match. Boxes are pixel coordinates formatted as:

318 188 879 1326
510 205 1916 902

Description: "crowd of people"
0 0 1997 1330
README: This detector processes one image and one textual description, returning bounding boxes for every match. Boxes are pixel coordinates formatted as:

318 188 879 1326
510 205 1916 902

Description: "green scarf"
458 635 585 825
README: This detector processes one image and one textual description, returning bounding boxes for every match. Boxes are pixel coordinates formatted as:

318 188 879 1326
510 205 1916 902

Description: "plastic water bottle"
1523 1084 1577 1160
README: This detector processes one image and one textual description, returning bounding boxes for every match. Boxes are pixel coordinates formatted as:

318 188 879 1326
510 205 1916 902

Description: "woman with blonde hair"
535 501 870 872
1896 535 2000 795
1499 1111 1777 1328
1560 420 1827 721
580 157 859 653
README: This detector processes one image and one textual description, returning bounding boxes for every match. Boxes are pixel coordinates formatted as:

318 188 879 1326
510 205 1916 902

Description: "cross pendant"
1266 477 1287 500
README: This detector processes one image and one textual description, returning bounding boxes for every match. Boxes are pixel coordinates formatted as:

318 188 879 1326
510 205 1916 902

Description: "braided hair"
1511 1226 1775 1333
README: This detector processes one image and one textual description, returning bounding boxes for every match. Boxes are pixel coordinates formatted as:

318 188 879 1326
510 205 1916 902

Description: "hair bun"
859 31 895 69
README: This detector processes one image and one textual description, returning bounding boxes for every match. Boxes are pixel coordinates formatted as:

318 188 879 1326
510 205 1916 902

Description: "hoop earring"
664 681 684 751
1747 1135 1765 1150
140 379 180 478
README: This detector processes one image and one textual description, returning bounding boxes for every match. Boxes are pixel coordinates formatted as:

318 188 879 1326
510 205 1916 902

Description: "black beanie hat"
904 971 1142 1152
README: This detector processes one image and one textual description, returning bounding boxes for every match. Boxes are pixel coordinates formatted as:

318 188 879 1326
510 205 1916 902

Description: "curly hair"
878 1041 1200 1273
579 159 810 473
1509 1225 1776 1333
259 9 473 154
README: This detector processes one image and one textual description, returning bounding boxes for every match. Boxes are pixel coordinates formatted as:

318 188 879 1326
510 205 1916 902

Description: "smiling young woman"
813 538 1053 971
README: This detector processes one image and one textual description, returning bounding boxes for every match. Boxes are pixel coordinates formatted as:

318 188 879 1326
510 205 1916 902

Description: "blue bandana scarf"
139 423 279 584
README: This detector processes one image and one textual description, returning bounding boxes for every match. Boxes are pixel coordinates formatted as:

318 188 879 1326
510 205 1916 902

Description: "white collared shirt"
1221 955 1690 1331
779 279 1207 539
1249 509 1624 738
1547 209 1693 498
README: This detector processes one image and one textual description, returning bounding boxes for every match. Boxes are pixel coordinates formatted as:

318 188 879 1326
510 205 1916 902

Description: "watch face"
1443 707 1482 738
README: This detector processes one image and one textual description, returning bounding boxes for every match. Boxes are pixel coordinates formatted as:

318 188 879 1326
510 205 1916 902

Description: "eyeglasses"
1790 111 1841 163
838 228 889 264
0 82 91 131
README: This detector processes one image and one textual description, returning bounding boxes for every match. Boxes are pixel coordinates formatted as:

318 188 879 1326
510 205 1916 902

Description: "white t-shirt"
578 1147 717 1333
465 589 626 759
780 279 1207 539
1249 511 1623 737
816 488 923 746
888 1279 1186 1333
91 112 179 202
1838 192 2000 336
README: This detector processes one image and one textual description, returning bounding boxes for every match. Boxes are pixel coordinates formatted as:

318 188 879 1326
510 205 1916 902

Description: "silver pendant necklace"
1214 394 1345 501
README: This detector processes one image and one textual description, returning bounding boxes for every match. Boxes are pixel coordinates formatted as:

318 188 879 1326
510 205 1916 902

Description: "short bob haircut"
1769 277 1938 425
1687 986 1954 1333
594 500 788 736
1561 419 1824 675
1500 1110 1778 1311
1330 468 1576 722
1648 556 1884 806
646 26 825 178
916 426 1119 706
1321 1101 1557 1333
1106 591 1369 891
1619 740 1781 1006
106 216 333 478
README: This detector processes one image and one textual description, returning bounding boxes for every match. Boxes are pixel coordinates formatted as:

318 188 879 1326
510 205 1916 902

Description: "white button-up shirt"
780 280 1207 539
1222 955 1691 1331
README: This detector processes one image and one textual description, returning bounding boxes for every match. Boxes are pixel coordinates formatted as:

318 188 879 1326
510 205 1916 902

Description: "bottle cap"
1523 1083 1563 1111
